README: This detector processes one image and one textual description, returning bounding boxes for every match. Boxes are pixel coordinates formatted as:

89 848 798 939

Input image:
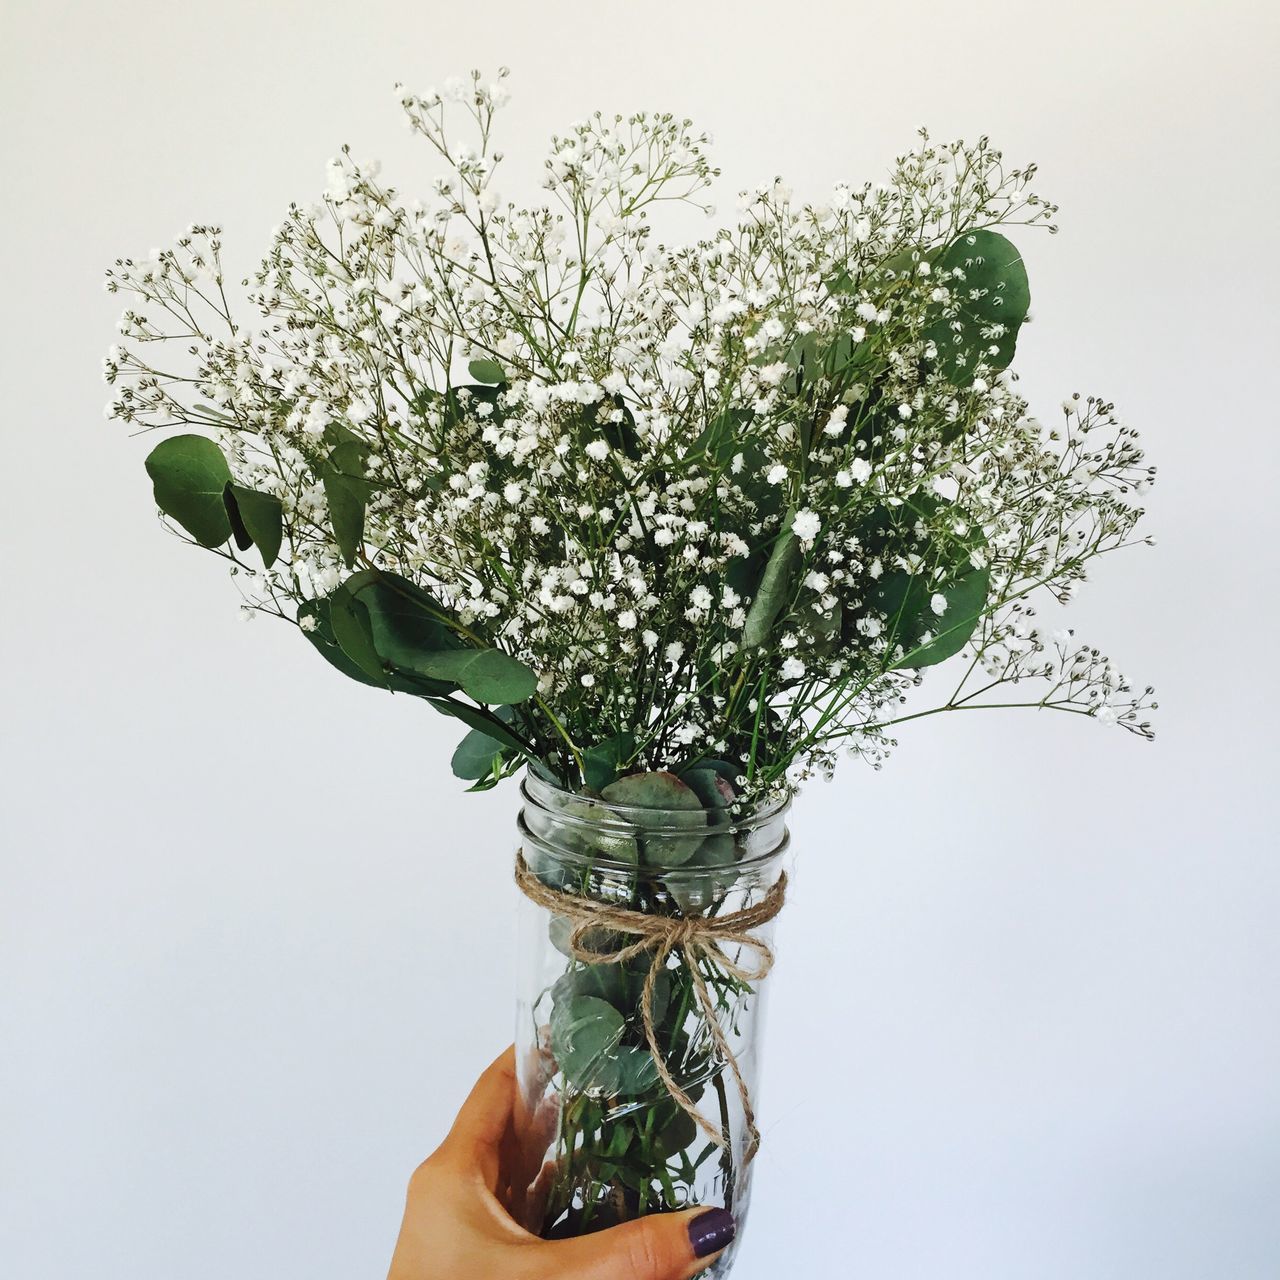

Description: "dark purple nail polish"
688 1207 737 1259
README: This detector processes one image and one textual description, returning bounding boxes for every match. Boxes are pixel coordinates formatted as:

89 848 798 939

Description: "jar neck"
518 768 790 881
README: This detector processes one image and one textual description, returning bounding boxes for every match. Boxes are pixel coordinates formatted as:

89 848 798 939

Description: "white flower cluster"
104 74 1155 797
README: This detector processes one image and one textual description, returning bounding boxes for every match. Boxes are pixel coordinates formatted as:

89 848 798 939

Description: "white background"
3 1 1278 1276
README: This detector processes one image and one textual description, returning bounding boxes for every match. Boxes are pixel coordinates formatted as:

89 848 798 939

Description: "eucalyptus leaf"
681 768 734 810
298 594 465 699
530 793 640 869
798 594 842 658
223 483 283 567
341 571 463 676
322 440 370 567
462 650 540 704
414 648 539 705
924 229 1030 381
322 420 363 449
601 772 707 867
144 435 233 547
327 587 389 686
550 995 625 1093
652 1107 698 1160
581 732 637 793
598 396 641 460
685 759 741 792
451 709 517 781
601 772 704 812
871 243 935 289
224 491 253 552
645 965 676 1030
467 357 506 384
297 597 386 689
871 556 991 671
889 566 992 668
665 834 738 913
741 514 800 650
548 914 582 959
689 407 755 472
613 1046 661 1099
442 383 503 429
450 727 509 781
547 916 627 957
783 331 822 393
551 963 632 1013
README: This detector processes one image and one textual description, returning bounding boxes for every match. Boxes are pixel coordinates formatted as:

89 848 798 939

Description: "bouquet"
104 69 1155 1267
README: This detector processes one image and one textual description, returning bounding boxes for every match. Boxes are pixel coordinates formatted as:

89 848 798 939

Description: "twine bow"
515 851 787 1164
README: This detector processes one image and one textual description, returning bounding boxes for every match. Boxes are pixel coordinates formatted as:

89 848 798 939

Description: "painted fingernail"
688 1207 737 1259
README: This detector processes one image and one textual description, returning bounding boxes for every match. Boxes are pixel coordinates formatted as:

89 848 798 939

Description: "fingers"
521 1159 558 1235
504 1090 560 1228
439 1046 516 1187
546 1206 737 1280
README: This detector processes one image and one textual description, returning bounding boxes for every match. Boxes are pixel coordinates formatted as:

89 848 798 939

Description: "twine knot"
515 851 787 1164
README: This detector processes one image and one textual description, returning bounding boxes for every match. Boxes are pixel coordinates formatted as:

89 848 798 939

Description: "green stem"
712 1069 736 1213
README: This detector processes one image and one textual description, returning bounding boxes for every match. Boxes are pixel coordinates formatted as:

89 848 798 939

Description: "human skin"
388 1047 737 1280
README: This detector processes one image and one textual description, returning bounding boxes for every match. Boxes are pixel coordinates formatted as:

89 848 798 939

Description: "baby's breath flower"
792 510 821 545
104 85 1153 801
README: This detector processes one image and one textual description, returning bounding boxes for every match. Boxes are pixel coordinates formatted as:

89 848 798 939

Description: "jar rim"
522 766 791 829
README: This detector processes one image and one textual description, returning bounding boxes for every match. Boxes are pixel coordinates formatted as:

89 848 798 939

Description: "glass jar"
511 769 790 1276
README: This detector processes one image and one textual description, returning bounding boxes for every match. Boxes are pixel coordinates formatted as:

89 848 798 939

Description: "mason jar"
509 768 791 1276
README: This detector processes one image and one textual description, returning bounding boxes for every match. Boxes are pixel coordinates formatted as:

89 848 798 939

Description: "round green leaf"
416 648 539 705
613 1046 661 1098
451 719 514 781
681 768 735 810
652 1107 697 1159
601 771 704 812
224 483 283 567
581 731 637 793
297 597 386 689
547 913 627 960
530 793 640 869
601 772 707 867
665 833 738 913
144 435 233 547
892 566 992 668
459 649 539 704
688 759 741 791
550 995 625 1093
322 441 370 567
345 572 463 672
327 588 388 686
467 358 506 384
551 963 631 1013
925 228 1030 380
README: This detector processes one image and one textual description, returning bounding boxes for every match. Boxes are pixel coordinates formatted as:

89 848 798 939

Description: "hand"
388 1047 737 1280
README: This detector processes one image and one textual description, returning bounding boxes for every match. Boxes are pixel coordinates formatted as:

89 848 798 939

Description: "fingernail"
688 1207 737 1259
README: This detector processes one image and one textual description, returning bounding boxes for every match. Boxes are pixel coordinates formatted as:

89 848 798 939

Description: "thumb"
545 1206 737 1280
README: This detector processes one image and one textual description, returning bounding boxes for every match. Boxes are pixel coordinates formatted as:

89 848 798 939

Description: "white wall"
3 1 1278 1276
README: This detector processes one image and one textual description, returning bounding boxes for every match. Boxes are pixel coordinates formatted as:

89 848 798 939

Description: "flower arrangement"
104 69 1156 1258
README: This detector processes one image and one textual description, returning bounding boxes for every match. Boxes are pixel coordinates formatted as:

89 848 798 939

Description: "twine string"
514 852 787 1164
